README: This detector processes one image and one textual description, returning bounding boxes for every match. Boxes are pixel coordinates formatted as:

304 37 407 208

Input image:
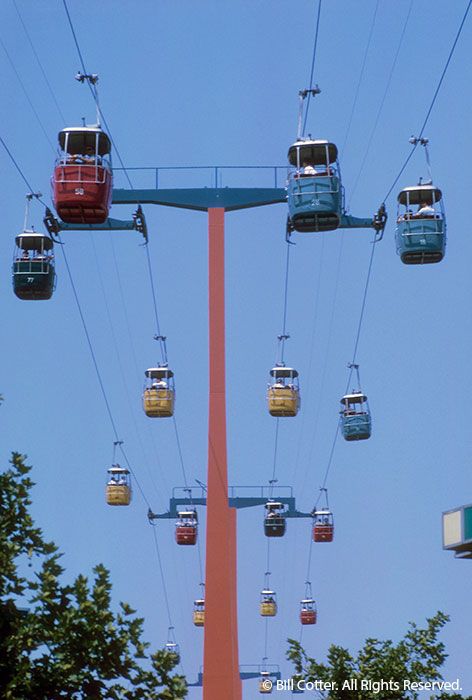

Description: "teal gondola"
396 184 446 264
340 391 371 441
13 230 56 300
287 139 342 232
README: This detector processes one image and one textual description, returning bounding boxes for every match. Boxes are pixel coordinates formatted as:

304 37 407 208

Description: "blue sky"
1 1 472 697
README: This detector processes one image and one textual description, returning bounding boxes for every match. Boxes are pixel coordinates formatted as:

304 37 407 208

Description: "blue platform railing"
112 164 289 190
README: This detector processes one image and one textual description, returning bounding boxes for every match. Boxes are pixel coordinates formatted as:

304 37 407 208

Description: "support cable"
172 416 204 584
0 35 55 151
62 0 171 374
58 237 151 509
382 0 472 204
88 235 162 503
12 0 67 123
0 135 44 196
61 1 182 517
302 0 322 135
62 0 134 191
281 241 291 340
340 0 380 158
317 0 472 502
5 16 169 506
2 34 182 656
149 522 174 629
348 0 414 207
350 235 378 367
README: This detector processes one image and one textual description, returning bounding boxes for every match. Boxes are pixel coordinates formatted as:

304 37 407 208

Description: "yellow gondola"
143 366 175 417
193 598 205 627
260 589 277 617
106 465 131 506
267 366 300 417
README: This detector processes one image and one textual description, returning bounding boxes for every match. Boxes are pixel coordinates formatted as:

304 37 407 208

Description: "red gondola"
52 126 113 224
300 599 317 625
312 508 334 542
175 509 198 545
300 582 317 625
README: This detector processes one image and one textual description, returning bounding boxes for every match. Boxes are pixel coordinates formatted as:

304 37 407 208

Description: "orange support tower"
203 208 242 699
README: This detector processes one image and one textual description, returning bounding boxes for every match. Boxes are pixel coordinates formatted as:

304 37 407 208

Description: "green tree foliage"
287 613 470 700
0 453 187 699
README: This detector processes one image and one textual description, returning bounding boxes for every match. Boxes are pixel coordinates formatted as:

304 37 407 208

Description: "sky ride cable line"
306 0 472 507
317 0 472 499
172 415 205 584
0 35 56 152
88 234 163 503
347 0 414 208
57 224 182 653
6 4 169 507
61 0 189 499
0 135 159 517
57 236 152 508
381 0 472 205
61 0 134 192
268 238 293 502
339 0 380 159
62 0 172 372
0 135 48 203
12 0 66 123
17 0 173 500
302 0 322 136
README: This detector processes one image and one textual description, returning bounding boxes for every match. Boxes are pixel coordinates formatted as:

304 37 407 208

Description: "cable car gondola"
299 582 317 625
396 184 446 264
264 501 287 538
260 589 277 617
175 509 198 545
340 391 371 441
143 366 175 418
259 671 273 694
52 125 113 224
193 598 205 627
267 366 300 417
312 508 334 542
300 598 317 625
165 627 180 657
13 230 55 300
287 138 342 233
106 465 131 506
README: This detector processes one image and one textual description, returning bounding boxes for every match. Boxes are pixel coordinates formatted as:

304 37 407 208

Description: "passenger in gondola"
152 379 168 389
82 144 100 163
415 201 435 218
302 161 316 176
21 250 29 260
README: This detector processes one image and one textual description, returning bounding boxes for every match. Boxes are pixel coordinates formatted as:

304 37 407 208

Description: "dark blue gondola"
287 139 342 232
264 501 287 538
396 184 446 265
13 230 55 301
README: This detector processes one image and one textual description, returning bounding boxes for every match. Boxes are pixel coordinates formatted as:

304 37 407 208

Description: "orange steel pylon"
203 208 242 698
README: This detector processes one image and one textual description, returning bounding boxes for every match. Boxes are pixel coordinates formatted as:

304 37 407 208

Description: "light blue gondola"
340 391 371 441
396 184 446 265
287 139 342 232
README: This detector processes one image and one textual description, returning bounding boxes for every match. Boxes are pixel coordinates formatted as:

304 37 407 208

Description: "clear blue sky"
1 1 472 697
